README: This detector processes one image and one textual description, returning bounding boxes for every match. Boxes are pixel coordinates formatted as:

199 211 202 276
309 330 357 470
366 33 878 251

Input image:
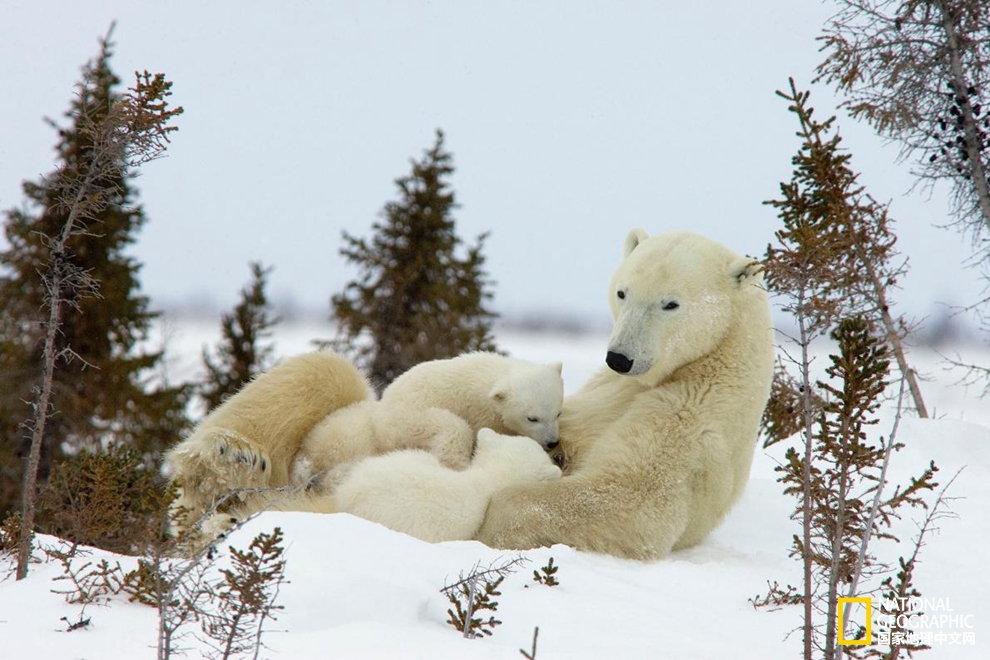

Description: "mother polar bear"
167 229 774 560
474 229 774 559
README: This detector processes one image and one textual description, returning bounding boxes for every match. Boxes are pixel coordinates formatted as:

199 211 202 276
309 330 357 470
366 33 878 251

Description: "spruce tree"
0 30 189 521
201 262 278 411
762 81 941 660
765 79 928 416
331 130 497 391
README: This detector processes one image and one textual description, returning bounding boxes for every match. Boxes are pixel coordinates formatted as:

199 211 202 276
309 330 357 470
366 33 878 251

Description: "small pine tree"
765 79 927 417
446 575 504 639
0 28 190 526
771 317 938 660
201 527 287 660
201 262 278 411
331 130 498 391
441 556 527 639
38 444 174 554
532 557 559 586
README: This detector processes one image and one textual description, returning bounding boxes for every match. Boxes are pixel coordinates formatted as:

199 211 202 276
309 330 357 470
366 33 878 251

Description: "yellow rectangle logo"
838 597 872 646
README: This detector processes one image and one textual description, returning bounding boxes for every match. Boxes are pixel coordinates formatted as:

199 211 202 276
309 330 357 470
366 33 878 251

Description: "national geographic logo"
838 597 976 647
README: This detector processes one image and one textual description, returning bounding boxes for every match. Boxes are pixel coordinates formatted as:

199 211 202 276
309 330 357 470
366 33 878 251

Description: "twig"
520 626 539 659
842 376 906 634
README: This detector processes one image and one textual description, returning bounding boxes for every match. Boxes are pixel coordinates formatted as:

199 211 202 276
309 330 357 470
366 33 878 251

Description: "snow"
2 322 989 658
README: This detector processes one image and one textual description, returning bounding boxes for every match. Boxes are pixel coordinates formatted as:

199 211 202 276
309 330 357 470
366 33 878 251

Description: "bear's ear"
624 228 649 258
476 428 498 448
729 257 763 286
548 361 563 375
490 384 508 404
474 428 501 458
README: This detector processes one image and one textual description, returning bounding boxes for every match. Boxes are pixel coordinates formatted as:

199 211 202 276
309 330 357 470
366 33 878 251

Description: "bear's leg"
164 351 372 534
376 405 476 470
475 472 691 560
421 408 475 470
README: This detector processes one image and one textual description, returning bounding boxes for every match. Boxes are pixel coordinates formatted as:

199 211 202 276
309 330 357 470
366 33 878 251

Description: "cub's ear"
624 228 649 258
548 361 563 375
490 383 508 404
730 257 763 286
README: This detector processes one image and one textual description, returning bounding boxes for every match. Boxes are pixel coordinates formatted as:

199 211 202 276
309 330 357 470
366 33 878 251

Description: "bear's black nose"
546 440 559 450
606 351 634 374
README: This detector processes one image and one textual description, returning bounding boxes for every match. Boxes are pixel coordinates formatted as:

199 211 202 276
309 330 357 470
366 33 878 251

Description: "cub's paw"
424 409 475 470
290 454 316 488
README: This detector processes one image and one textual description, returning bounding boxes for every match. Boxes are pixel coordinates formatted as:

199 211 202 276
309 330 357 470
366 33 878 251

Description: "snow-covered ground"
2 320 988 659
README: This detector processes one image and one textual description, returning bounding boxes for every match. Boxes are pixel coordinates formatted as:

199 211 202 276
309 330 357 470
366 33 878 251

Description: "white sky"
0 0 983 327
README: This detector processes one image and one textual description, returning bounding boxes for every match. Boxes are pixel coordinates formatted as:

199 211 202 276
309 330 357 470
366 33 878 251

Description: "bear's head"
489 360 564 450
605 229 765 385
474 428 563 483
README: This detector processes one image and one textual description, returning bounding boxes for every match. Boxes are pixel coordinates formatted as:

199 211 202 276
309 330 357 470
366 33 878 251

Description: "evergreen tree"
331 130 497 391
0 30 189 521
762 81 940 660
765 79 928 417
201 262 278 411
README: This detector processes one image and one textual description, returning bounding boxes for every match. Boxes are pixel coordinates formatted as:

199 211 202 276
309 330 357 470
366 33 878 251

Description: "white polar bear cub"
334 429 562 543
380 352 565 449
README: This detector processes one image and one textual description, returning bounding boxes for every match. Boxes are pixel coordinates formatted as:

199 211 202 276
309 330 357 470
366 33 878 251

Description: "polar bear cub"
380 352 565 449
291 400 474 491
334 429 562 542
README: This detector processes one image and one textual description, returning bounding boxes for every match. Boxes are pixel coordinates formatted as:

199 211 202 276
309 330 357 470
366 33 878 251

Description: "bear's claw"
212 434 270 474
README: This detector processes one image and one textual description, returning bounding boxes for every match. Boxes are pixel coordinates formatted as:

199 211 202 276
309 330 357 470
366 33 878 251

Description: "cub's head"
474 429 563 483
489 360 564 450
605 228 764 384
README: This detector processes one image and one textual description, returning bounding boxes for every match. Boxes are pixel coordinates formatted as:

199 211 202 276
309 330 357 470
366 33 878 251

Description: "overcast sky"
0 1 983 328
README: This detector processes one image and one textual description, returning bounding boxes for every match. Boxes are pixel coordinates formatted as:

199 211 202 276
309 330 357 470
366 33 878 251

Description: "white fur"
334 429 562 542
291 400 475 492
380 352 565 449
476 230 775 559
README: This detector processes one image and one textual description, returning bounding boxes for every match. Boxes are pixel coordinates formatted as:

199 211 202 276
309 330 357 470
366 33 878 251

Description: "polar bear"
290 400 475 492
164 351 372 530
474 229 774 560
333 429 562 543
380 352 565 449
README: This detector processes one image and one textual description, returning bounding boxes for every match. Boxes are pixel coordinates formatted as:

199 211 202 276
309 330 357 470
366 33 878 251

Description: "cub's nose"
546 439 559 450
606 351 634 374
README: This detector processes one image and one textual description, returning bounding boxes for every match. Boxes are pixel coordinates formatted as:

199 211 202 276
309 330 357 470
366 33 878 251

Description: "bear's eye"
527 416 540 423
617 290 626 300
663 301 680 310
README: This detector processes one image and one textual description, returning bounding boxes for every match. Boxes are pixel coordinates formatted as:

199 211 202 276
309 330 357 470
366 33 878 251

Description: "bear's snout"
606 351 634 374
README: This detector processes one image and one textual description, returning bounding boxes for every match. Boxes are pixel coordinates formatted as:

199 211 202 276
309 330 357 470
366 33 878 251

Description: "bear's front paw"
200 511 241 543
213 431 270 473
166 428 272 483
